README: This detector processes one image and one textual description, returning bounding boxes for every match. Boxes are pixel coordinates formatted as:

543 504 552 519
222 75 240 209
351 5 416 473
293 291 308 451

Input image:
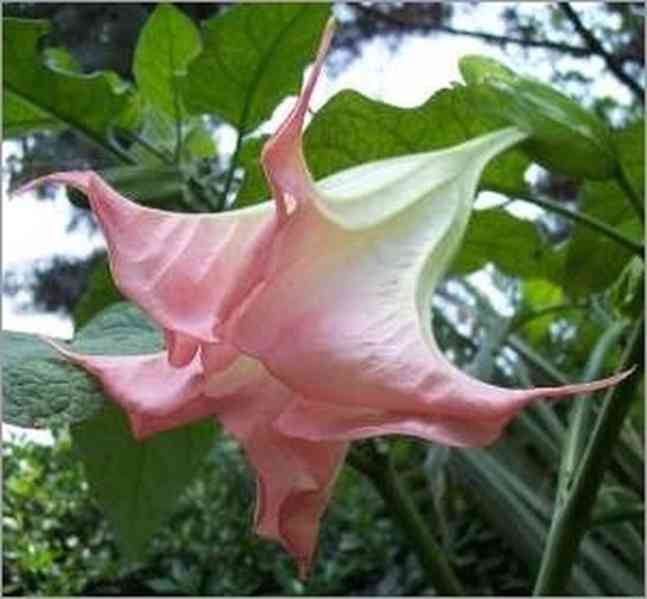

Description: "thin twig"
354 4 593 58
491 185 644 256
218 131 243 211
560 3 644 103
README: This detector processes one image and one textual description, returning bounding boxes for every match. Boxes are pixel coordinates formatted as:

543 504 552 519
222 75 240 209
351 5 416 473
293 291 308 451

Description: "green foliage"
459 54 616 180
564 120 644 298
133 4 202 117
73 258 123 330
72 404 216 563
236 135 270 206
182 4 330 133
3 92 60 137
451 209 562 279
4 433 546 596
2 303 163 428
2 332 104 428
3 18 132 146
3 438 118 596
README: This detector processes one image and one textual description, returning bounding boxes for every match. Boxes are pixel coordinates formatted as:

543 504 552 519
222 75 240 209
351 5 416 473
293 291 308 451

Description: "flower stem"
533 316 644 595
348 444 463 595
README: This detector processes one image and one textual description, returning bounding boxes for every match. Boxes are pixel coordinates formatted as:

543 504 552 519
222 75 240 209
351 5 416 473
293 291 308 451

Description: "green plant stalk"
347 447 463 595
219 131 243 211
533 316 644 595
556 320 629 505
491 185 644 256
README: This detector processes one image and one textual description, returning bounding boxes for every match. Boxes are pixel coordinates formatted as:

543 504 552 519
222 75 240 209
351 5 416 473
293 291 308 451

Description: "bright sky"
2 3 628 443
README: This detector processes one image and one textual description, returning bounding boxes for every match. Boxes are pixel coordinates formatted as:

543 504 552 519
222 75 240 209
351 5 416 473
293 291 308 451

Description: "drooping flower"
18 19 631 576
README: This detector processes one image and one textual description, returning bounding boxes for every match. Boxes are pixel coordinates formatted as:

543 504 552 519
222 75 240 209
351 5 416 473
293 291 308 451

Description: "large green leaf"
72 403 215 561
182 4 330 133
2 303 162 428
3 92 60 137
2 333 103 429
133 4 202 116
450 208 562 279
564 120 644 298
3 18 131 145
236 85 530 206
459 55 616 180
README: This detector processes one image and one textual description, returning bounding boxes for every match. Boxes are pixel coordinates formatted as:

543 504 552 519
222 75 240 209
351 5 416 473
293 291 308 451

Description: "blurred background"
3 3 644 595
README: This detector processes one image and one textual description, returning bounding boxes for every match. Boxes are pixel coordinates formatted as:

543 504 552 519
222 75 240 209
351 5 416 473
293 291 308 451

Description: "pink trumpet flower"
17 19 632 576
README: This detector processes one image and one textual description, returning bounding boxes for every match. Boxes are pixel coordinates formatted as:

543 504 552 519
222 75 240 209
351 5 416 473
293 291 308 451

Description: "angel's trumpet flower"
16 19 631 577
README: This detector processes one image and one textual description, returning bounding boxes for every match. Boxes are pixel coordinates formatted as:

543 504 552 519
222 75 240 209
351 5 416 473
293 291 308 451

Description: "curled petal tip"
537 365 637 402
11 170 93 200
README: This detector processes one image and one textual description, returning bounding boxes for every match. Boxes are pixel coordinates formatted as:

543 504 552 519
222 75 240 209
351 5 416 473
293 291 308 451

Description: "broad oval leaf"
133 4 202 116
182 4 330 133
3 18 132 145
71 402 216 562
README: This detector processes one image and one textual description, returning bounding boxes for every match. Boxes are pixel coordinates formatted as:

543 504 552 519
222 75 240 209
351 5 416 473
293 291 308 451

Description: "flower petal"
211 365 347 579
227 45 631 442
43 338 209 439
45 337 346 576
230 128 536 418
16 172 276 344
276 366 634 447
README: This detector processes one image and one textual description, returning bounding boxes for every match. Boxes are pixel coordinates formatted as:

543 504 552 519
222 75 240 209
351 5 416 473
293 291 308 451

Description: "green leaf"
3 92 60 137
563 121 644 297
235 135 270 206
3 18 131 147
450 208 562 279
71 403 215 562
459 55 516 86
306 87 530 191
73 258 123 330
458 54 616 180
182 4 330 133
133 4 202 116
518 279 565 345
183 122 217 159
237 85 531 206
2 333 104 429
43 46 81 73
613 119 645 199
2 303 163 428
608 256 645 320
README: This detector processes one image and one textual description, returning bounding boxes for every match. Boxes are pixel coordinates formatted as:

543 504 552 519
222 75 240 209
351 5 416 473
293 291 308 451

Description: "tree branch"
353 4 594 59
560 3 644 103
